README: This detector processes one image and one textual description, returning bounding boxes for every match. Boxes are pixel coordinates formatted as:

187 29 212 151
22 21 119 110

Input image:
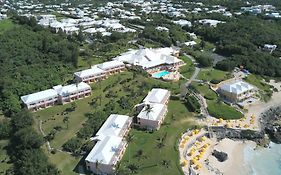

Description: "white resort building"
113 48 183 72
85 114 132 175
74 66 107 83
53 82 92 104
136 88 170 130
21 89 58 111
218 80 256 103
96 60 126 75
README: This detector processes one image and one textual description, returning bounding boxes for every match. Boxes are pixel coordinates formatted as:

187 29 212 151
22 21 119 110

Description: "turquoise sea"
244 142 281 175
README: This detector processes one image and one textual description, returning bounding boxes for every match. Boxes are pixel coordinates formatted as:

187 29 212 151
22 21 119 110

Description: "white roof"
53 82 91 97
95 114 130 140
113 48 182 69
97 60 124 70
220 80 254 95
74 66 105 79
184 41 197 46
143 88 169 104
85 135 123 164
137 103 166 121
21 89 58 105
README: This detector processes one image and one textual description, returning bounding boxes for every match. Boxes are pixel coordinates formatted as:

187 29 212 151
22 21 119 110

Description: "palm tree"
125 133 134 163
127 163 139 174
144 104 154 120
95 159 102 175
63 116 69 129
161 159 171 168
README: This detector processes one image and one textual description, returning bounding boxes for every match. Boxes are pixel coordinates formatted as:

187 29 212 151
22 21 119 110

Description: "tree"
127 163 139 174
144 104 154 120
196 53 214 67
62 138 82 153
125 133 134 163
12 127 44 152
11 110 34 131
0 119 12 139
63 116 70 129
161 160 171 168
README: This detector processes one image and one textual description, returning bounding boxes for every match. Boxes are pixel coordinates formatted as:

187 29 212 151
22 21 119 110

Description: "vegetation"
119 100 196 175
195 16 281 77
184 95 201 113
196 53 214 67
207 101 243 119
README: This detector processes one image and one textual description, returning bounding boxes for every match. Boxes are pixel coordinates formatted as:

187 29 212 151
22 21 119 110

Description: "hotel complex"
136 88 170 130
113 47 184 80
85 114 132 175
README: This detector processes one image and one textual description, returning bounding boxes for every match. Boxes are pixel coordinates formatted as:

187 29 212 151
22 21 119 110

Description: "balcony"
109 141 127 166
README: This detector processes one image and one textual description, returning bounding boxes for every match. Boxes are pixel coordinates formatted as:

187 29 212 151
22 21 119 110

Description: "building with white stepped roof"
218 80 256 103
113 48 183 72
85 114 132 174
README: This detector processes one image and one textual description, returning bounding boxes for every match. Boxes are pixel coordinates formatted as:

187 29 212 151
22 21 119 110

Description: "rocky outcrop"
261 106 281 144
212 150 228 162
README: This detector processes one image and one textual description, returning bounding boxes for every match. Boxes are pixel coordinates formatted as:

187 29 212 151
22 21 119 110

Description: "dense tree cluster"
194 16 281 77
8 110 59 175
0 17 78 117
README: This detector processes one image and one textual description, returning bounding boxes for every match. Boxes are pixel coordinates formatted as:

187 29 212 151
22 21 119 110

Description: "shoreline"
207 138 256 175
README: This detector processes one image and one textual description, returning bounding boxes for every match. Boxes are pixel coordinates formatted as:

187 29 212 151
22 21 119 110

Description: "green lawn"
198 68 229 82
0 140 12 173
243 74 271 91
191 82 217 100
0 19 14 34
207 101 243 120
243 74 273 102
119 100 197 175
34 70 184 175
179 55 195 79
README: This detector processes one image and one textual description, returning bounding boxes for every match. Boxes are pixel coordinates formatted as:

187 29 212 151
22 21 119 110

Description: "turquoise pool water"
152 71 171 78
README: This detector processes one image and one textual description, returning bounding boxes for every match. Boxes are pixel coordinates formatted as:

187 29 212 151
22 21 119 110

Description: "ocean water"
244 142 281 175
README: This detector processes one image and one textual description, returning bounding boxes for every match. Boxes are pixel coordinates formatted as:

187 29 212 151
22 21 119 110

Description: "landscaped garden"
34 70 188 175
198 68 231 83
207 101 243 120
118 100 197 175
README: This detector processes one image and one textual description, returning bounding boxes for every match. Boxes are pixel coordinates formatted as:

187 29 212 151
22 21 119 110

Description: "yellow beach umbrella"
184 136 190 140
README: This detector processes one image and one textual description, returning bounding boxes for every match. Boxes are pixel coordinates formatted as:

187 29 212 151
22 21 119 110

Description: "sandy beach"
207 138 256 175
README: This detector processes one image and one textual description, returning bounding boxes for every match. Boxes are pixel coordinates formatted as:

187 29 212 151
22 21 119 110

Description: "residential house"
218 80 256 103
53 82 91 104
21 89 58 111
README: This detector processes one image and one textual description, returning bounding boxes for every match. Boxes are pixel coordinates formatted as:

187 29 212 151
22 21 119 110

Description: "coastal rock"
261 106 281 144
212 150 228 162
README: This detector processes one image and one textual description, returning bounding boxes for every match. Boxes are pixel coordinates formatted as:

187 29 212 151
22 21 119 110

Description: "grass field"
207 101 243 120
179 55 195 79
243 74 271 91
0 140 12 173
34 70 184 175
198 68 230 82
119 100 197 175
0 19 14 34
191 82 217 100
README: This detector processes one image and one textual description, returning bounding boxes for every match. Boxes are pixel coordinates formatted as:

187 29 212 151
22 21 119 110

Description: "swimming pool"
152 71 171 78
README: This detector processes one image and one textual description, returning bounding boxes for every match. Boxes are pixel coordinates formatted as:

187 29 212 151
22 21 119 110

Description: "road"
180 54 201 97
